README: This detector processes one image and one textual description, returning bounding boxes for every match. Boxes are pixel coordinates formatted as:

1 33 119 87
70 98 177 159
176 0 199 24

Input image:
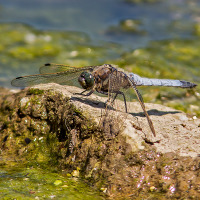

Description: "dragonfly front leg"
74 89 95 96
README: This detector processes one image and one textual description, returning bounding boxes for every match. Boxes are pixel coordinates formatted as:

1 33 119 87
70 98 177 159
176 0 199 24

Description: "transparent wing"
39 63 79 74
11 64 96 87
11 71 79 87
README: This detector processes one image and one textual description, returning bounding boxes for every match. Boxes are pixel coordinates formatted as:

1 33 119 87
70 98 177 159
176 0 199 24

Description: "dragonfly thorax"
78 71 94 90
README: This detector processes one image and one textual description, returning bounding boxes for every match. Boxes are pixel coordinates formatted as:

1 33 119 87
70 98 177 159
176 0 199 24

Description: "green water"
0 23 199 116
0 164 104 199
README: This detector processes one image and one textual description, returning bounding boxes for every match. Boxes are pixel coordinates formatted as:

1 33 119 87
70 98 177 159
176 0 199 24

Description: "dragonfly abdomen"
129 73 197 88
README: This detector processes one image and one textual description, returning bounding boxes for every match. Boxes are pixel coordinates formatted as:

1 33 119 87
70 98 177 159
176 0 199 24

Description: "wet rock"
0 84 199 199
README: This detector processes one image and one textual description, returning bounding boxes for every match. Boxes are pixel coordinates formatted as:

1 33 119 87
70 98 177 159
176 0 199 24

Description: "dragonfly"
11 63 197 137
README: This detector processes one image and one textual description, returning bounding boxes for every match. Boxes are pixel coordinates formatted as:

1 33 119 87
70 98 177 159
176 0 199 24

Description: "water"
0 0 199 117
0 164 104 199
0 0 199 49
0 0 200 78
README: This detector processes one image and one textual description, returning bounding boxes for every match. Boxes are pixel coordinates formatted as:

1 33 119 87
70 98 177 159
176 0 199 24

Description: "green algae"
0 88 105 199
0 22 199 116
28 88 44 95
0 88 99 168
0 165 104 199
106 19 146 36
0 23 122 87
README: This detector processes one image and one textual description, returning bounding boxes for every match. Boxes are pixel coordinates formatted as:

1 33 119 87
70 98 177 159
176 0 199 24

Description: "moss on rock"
0 87 199 199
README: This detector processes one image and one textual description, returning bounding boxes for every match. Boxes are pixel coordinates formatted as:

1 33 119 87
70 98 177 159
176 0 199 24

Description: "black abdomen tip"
180 80 197 88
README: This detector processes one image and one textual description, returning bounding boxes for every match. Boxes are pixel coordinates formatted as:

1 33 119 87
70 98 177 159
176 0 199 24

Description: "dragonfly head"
78 71 94 90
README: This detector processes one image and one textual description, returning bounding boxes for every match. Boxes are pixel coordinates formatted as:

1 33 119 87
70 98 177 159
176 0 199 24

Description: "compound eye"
78 72 94 90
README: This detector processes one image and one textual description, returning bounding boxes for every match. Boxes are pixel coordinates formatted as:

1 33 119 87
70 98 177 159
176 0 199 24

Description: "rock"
0 84 199 199
32 83 200 158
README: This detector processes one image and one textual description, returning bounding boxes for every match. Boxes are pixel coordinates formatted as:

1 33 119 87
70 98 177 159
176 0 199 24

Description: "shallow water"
0 0 200 48
0 0 199 86
0 163 104 199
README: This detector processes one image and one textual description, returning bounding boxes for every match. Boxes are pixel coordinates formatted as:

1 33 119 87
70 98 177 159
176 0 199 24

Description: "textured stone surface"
0 84 199 199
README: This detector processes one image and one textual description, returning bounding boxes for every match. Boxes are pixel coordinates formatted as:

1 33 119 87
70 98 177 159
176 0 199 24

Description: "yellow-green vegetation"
0 88 104 199
106 19 146 35
0 23 121 87
28 88 44 95
0 165 103 199
0 23 199 116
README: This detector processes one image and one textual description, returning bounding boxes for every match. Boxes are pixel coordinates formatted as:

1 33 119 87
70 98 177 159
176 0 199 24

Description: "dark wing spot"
44 63 51 66
16 76 23 79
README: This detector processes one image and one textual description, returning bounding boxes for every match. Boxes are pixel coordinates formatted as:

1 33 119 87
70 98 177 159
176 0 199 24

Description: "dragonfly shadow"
71 97 181 117
130 109 181 117
70 96 115 111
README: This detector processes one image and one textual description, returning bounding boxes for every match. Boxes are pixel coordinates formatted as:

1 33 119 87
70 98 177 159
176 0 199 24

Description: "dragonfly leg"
99 90 128 113
96 90 118 110
97 91 108 96
74 89 94 96
111 91 128 113
83 90 95 96
73 90 87 95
